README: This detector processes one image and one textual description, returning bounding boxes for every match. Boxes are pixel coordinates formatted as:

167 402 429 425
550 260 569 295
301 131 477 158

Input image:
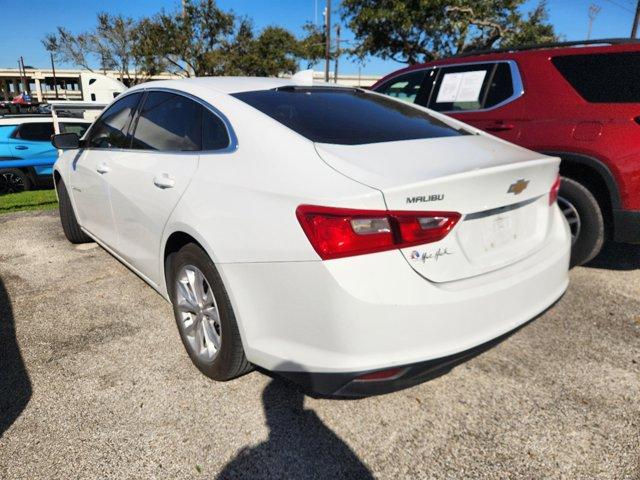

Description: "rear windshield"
552 52 640 103
232 87 467 145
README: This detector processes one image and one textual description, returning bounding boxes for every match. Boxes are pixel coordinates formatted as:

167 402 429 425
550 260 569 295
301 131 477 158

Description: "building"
0 68 382 101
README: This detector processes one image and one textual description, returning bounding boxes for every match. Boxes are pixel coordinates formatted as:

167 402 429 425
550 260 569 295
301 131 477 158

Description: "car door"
9 122 56 174
70 92 142 246
105 90 213 284
421 61 524 143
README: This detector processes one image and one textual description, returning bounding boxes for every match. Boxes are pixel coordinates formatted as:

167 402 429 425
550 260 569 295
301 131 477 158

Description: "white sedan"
52 77 570 396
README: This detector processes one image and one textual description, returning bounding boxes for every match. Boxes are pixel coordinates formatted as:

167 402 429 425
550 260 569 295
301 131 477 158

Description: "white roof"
128 76 339 95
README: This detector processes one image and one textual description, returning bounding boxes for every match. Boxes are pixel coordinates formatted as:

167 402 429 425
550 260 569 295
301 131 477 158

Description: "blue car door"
8 122 57 175
0 126 14 160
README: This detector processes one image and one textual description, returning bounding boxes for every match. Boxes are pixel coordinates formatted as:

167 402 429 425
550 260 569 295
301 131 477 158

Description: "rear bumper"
279 294 563 397
613 209 640 243
219 205 570 392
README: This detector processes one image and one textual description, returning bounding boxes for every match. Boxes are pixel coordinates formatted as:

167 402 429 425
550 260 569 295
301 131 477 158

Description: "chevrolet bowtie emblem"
508 179 529 195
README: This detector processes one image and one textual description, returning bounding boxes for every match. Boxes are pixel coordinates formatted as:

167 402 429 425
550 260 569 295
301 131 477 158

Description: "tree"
42 28 97 72
134 0 236 77
43 0 321 79
341 0 558 64
296 22 327 70
43 14 148 83
95 13 145 83
223 22 300 76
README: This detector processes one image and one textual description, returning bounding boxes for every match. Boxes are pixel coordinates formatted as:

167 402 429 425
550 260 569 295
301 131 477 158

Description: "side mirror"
52 133 80 150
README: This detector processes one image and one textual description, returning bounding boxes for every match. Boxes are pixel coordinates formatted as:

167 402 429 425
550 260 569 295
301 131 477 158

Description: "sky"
0 0 633 76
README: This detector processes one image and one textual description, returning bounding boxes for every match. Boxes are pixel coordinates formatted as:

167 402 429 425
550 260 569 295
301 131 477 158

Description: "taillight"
549 174 561 205
296 205 461 260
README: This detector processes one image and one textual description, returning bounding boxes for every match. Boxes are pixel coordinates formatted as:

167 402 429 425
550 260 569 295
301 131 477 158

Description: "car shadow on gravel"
216 378 374 479
0 276 32 437
586 242 640 271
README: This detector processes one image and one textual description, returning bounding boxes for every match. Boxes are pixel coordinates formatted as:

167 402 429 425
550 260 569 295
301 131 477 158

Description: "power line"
601 0 634 12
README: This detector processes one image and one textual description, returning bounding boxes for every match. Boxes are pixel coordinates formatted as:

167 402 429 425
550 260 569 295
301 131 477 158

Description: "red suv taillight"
296 205 461 260
549 174 561 205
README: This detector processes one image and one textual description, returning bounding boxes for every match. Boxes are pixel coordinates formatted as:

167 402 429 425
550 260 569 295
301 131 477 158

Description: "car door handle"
14 145 28 150
485 122 515 132
96 163 110 174
153 174 175 189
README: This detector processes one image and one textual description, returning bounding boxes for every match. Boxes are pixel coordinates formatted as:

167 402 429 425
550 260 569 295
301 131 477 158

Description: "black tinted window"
14 122 54 141
375 70 427 103
87 93 141 148
202 109 230 150
484 63 514 108
131 92 201 151
429 62 514 112
552 52 640 103
233 87 465 145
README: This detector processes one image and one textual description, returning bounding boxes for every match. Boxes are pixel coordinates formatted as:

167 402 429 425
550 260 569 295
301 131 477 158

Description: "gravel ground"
0 211 638 480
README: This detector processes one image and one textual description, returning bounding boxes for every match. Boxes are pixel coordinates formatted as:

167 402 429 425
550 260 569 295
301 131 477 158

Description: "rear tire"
0 169 31 195
558 176 605 267
167 243 251 381
57 178 92 244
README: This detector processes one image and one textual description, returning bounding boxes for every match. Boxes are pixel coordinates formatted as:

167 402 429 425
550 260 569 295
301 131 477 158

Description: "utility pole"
587 4 601 40
324 0 331 82
333 24 340 83
19 57 28 94
50 52 59 100
632 0 640 38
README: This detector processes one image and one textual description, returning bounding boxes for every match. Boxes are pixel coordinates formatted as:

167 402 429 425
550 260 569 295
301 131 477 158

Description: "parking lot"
0 210 638 479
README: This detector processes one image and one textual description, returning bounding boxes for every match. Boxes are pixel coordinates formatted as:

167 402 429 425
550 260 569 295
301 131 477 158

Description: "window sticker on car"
436 70 487 103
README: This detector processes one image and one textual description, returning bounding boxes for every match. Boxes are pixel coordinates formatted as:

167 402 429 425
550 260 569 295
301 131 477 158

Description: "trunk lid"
315 136 560 282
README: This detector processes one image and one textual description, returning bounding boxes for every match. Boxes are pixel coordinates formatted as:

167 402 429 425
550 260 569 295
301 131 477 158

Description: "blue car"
0 116 90 194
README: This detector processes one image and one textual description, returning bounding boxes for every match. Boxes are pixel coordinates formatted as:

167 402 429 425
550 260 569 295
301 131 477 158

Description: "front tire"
558 176 605 267
167 243 251 381
57 178 92 244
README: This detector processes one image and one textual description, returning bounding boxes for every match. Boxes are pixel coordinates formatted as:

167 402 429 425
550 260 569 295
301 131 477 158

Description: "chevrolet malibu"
51 77 570 396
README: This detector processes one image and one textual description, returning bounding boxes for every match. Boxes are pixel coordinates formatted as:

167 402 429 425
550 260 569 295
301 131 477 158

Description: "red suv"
372 39 640 266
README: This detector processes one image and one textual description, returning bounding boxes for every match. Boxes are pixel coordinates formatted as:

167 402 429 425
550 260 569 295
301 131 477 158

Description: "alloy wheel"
175 265 222 362
557 195 581 245
0 171 26 195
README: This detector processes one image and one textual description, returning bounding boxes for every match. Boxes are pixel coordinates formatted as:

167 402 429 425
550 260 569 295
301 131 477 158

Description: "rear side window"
131 92 202 151
87 92 142 148
60 122 90 137
552 52 640 103
202 109 230 150
375 70 428 103
13 122 54 141
428 62 514 112
232 87 465 145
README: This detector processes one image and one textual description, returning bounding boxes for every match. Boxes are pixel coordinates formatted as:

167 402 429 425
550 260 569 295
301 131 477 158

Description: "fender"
542 151 621 210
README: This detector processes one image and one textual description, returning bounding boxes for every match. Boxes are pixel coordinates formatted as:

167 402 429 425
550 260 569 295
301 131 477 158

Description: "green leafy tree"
342 0 558 64
44 0 323 79
133 0 235 77
223 21 300 76
296 22 327 69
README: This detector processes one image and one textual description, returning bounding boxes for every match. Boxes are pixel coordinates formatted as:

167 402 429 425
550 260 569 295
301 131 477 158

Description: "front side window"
428 62 514 112
552 52 640 103
87 92 142 148
130 92 201 151
232 87 466 145
13 122 54 141
375 70 428 103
